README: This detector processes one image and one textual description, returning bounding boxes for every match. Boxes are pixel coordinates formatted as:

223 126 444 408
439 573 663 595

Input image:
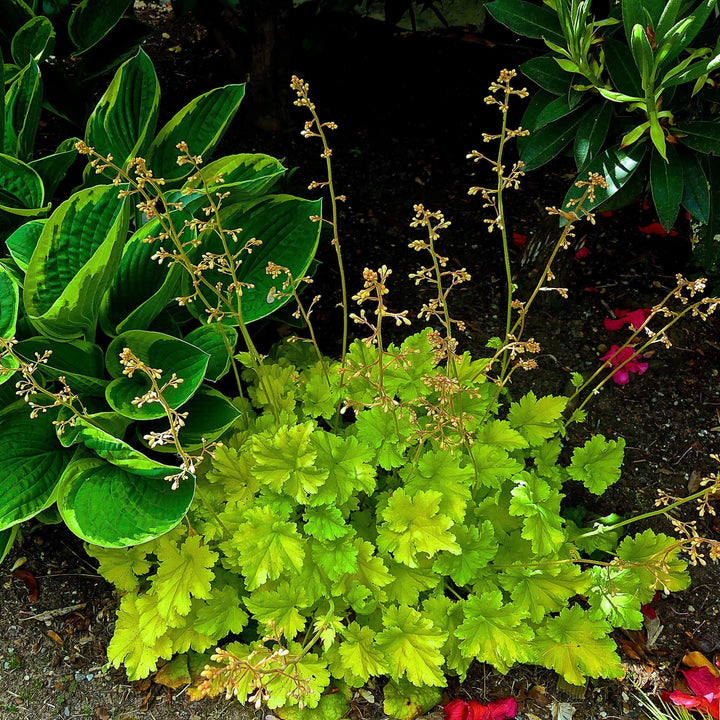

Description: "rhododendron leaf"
508 392 567 446
377 488 460 568
310 432 375 505
383 678 443 720
616 529 690 599
244 582 307 639
568 435 625 494
499 563 591 624
650 143 683 231
231 506 305 590
376 605 446 686
432 522 497 587
336 622 387 684
587 567 644 629
250 423 328 504
457 589 534 673
85 542 152 592
533 606 624 685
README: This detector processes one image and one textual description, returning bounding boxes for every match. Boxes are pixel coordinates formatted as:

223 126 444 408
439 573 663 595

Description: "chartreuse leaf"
11 16 55 65
245 581 307 639
331 538 393 606
383 678 443 720
145 83 245 185
376 605 446 686
303 506 348 541
616 529 690 599
332 622 387 685
377 488 460 568
99 214 187 336
457 589 534 673
0 525 18 564
5 219 44 271
568 435 625 494
0 402 74 531
0 263 19 339
383 559 439 606
181 195 322 325
423 595 471 678
533 605 624 685
499 563 591 624
56 457 194 547
105 330 209 420
275 681 352 720
151 534 217 623
85 542 152 591
312 536 360 582
194 583 248 638
432 522 497 587
650 143 684 230
472 444 523 489
250 422 328 504
508 392 567 446
108 592 174 680
230 506 305 590
24 184 130 340
355 405 413 470
587 567 644 630
481 419 529 450
85 49 159 172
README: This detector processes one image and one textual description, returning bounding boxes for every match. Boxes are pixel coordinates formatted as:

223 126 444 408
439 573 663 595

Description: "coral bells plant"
3 68 720 718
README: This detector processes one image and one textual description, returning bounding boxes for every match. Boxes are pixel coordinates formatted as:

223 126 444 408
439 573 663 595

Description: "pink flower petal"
445 699 471 720
640 603 657 619
683 666 720 701
574 246 590 260
511 232 528 249
487 696 518 719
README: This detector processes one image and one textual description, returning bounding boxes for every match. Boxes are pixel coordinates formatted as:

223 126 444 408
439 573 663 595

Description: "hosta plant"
66 73 720 717
0 54 321 556
486 0 720 267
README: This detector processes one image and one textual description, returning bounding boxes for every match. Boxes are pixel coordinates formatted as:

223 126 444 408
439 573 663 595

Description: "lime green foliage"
88 331 691 708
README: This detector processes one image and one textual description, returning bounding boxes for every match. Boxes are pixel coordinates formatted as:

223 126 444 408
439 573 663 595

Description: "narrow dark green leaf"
676 122 720 154
562 142 648 220
28 137 80 200
622 0 647 45
694 157 720 268
56 456 194 547
650 144 684 230
486 0 564 42
604 38 643 96
534 95 575 128
662 0 718 66
0 264 19 339
520 109 587 171
105 330 210 420
67 0 132 52
520 55 572 95
184 324 238 382
0 524 18 563
517 89 555 154
11 16 55 65
678 148 710 224
145 84 246 185
574 101 612 171
0 402 74 531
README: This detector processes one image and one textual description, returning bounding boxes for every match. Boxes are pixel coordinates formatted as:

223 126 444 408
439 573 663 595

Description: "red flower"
444 696 518 720
511 232 528 249
603 307 651 331
574 246 590 261
600 345 648 385
638 222 679 237
661 663 720 719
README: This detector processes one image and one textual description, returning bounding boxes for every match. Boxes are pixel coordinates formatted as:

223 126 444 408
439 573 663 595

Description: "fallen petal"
445 699 471 720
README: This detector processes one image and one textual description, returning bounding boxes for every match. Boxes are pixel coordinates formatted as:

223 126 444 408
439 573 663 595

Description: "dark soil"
1 3 719 719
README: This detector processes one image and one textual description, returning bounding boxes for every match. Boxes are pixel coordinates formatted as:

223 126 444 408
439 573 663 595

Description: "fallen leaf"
683 651 720 677
688 468 702 494
644 616 664 649
92 709 110 720
528 685 550 707
12 569 39 602
551 700 576 720
46 630 63 645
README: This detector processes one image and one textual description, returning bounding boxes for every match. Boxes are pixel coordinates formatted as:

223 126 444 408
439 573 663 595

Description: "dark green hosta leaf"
23 184 130 340
56 456 194 547
679 149 710 223
562 143 648 221
574 101 612 172
105 330 209 420
180 194 322 326
520 107 587 172
0 353 20 386
59 414 180 478
4 59 42 162
29 138 80 200
85 49 160 173
68 0 132 53
184 324 238 382
15 337 108 396
675 122 720 154
0 402 75 531
145 83 246 185
650 144 684 230
138 385 241 453
0 524 18 563
0 263 19 339
99 214 190 336
520 55 572 95
0 153 45 215
486 0 563 43
11 16 56 65
5 218 44 271
181 153 287 201
0 0 35 42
